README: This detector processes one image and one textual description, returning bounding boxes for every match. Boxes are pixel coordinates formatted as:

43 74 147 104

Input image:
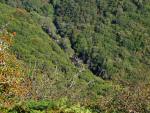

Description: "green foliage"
1 99 93 113
1 0 54 17
0 1 150 112
53 0 150 81
0 2 112 106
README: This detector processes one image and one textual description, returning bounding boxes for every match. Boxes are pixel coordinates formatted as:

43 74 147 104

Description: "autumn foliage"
0 29 30 108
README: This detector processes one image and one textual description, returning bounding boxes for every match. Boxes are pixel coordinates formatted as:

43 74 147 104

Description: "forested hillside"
53 0 150 81
0 0 150 113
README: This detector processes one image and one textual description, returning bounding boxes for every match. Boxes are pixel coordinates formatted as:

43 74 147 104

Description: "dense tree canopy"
0 0 150 112
53 0 150 80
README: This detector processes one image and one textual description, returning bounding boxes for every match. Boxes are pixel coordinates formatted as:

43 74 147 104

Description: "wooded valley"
0 0 150 112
